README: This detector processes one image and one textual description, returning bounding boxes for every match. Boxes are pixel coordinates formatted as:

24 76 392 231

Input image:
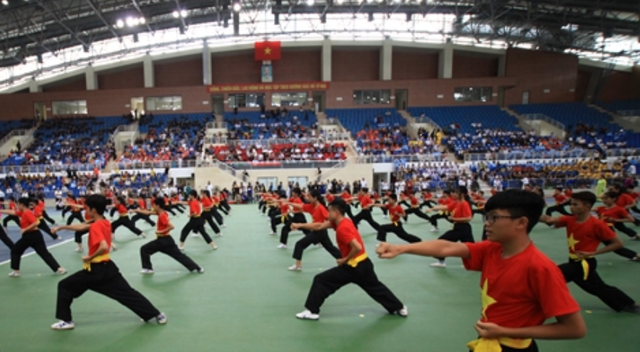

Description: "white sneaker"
211 244 218 250
51 321 75 330
221 224 226 228
156 313 168 324
295 310 319 320
430 227 439 232
394 305 409 317
429 261 447 268
8 271 21 278
179 245 185 251
269 232 277 236
217 232 223 237
56 268 67 275
277 243 288 249
191 233 200 237
196 267 205 273
75 247 83 253
288 265 302 271
140 233 146 239
141 269 154 275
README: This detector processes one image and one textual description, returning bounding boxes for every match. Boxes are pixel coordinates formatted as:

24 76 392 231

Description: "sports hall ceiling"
0 0 638 69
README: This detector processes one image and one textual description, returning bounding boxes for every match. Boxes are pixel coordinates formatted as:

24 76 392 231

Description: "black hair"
17 197 30 207
361 187 369 193
188 190 199 200
85 194 108 215
484 189 545 233
328 198 349 216
309 189 326 207
202 189 211 197
292 187 302 197
443 190 451 195
456 186 471 203
116 196 126 205
571 191 597 207
388 193 398 201
603 191 619 200
555 187 563 191
155 197 166 207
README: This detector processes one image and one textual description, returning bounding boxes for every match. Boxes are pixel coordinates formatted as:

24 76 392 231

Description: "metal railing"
355 154 445 163
0 128 31 147
115 160 199 170
490 177 623 190
0 162 99 175
199 159 346 170
616 109 640 117
413 115 442 129
521 113 566 131
206 121 225 129
462 148 640 161
204 136 351 147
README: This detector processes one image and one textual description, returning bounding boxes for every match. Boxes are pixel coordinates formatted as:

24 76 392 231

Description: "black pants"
211 207 224 226
75 228 89 244
38 219 59 240
545 204 570 216
293 229 341 261
374 201 388 216
141 236 200 271
352 209 380 232
404 208 433 223
11 230 61 271
180 217 212 244
220 200 231 213
267 206 279 218
376 223 421 243
436 223 475 261
258 200 266 212
344 205 354 219
304 258 404 314
559 258 635 311
398 200 411 209
131 213 156 227
111 216 143 236
202 210 221 234
67 212 84 226
0 226 14 249
41 210 56 225
431 212 451 228
162 205 176 216
280 213 308 245
467 341 538 352
613 222 637 238
271 213 288 233
3 214 20 228
56 261 161 322
419 200 437 209
109 207 118 218
62 206 72 219
172 204 185 214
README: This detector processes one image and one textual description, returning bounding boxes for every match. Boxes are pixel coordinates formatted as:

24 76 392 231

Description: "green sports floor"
1 204 639 352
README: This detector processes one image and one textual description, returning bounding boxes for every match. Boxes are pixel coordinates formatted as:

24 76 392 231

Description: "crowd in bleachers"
326 108 407 138
225 108 318 140
101 170 168 191
205 140 348 162
2 117 121 167
0 168 97 199
119 114 211 163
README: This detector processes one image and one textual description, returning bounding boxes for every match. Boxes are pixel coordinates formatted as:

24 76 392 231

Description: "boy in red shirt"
377 189 586 351
133 197 203 275
50 194 166 330
278 188 309 249
295 198 407 320
594 192 640 261
350 188 381 232
610 184 640 226
540 191 640 313
544 187 571 216
372 194 422 244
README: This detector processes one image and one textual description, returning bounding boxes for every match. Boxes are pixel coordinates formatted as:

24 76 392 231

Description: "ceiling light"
232 2 241 12
2 0 8 5
139 17 146 24
180 10 188 18
172 10 179 18
116 19 124 28
306 0 314 5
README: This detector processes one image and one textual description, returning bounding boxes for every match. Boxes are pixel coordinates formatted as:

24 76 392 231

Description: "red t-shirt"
554 194 567 205
290 197 303 213
446 200 459 213
452 200 472 220
138 199 146 210
189 200 201 216
438 197 452 206
201 197 213 208
564 190 573 198
630 191 640 200
332 218 366 259
88 219 112 260
212 195 220 206
17 209 37 230
340 192 351 203
279 201 290 214
463 241 580 328
326 194 335 202
9 201 15 210
115 204 128 216
34 201 45 218
156 212 170 236
302 203 328 223
595 206 629 225
359 195 373 209
422 192 433 200
617 193 635 208
556 216 616 255
409 196 419 207
385 204 404 223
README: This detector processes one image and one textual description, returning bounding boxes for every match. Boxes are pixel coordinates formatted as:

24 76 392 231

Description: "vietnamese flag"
255 41 281 61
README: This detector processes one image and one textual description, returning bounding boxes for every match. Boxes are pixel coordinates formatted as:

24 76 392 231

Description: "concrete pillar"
497 54 506 77
29 80 41 93
321 38 332 82
380 38 392 81
438 43 453 79
203 41 212 85
85 65 97 90
143 55 154 88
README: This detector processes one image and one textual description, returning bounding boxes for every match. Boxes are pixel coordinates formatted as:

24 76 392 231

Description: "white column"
438 43 453 79
85 65 97 90
29 80 41 93
380 38 392 81
321 38 332 82
203 41 212 85
143 55 154 88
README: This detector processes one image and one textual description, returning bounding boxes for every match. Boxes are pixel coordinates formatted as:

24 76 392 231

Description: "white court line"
0 238 76 266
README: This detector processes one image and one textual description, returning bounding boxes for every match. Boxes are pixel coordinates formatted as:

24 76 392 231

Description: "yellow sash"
569 253 592 281
347 253 368 268
467 337 532 352
281 214 288 222
82 253 111 271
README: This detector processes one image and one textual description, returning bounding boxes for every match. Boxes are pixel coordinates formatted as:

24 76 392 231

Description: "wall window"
271 92 307 107
228 93 265 108
146 96 182 111
52 100 87 115
454 87 492 102
353 90 391 105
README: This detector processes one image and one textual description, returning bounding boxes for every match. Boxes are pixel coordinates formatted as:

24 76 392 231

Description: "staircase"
589 104 640 133
316 112 328 124
502 108 529 130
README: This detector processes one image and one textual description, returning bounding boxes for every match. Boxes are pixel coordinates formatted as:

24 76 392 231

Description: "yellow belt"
569 253 593 281
83 253 111 271
156 232 170 238
120 214 128 217
281 214 288 222
347 253 368 268
467 337 533 352
192 215 200 218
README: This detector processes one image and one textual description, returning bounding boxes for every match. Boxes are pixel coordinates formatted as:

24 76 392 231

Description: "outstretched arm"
376 240 470 259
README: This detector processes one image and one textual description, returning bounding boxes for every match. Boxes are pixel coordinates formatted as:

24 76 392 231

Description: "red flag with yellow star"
255 41 281 61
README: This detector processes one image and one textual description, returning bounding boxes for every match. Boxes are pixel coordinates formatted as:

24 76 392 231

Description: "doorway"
211 94 225 116
287 176 308 189
130 97 144 119
257 177 278 192
395 89 408 111
33 102 46 121
522 91 530 105
312 91 326 113
373 173 388 192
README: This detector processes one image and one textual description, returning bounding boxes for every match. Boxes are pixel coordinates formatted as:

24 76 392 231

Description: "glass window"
271 92 307 107
228 93 265 108
453 87 492 102
52 100 87 115
146 96 182 111
353 90 391 105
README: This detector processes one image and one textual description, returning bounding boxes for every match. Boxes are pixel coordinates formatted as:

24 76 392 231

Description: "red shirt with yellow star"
555 216 616 254
463 241 580 328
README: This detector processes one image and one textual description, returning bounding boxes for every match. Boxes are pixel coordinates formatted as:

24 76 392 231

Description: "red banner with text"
207 81 330 94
